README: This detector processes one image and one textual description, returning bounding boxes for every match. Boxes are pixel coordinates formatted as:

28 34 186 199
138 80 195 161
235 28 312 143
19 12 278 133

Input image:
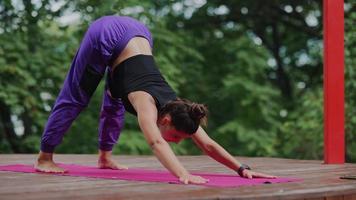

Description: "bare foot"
98 158 128 170
98 149 128 170
34 151 67 173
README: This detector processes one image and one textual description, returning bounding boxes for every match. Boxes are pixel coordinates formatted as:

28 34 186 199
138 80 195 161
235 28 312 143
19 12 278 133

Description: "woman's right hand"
179 173 209 184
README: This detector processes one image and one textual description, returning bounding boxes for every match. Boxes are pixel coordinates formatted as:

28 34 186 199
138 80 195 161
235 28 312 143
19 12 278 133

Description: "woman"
35 15 277 184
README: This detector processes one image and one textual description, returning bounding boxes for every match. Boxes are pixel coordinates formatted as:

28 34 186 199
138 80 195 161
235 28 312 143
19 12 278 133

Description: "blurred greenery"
0 0 354 162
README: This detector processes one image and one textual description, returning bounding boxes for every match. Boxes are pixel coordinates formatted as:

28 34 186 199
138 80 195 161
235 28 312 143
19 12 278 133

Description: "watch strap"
237 164 251 177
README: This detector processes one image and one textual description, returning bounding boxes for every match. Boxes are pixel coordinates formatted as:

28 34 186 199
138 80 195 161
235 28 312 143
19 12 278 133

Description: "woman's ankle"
37 151 54 162
98 149 113 161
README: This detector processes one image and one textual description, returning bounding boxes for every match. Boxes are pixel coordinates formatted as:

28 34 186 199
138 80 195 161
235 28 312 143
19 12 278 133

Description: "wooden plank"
344 194 356 200
1 155 356 200
325 196 343 200
304 198 324 200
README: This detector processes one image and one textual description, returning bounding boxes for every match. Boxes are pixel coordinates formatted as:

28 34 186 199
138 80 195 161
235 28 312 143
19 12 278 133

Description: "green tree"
1 0 354 163
0 0 76 152
345 3 356 162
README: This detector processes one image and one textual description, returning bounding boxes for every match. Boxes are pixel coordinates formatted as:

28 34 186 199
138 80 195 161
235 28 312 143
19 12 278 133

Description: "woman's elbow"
148 138 167 150
203 142 217 154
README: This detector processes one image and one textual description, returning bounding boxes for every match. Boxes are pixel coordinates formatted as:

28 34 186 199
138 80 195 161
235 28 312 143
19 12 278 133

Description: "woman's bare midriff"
111 37 152 70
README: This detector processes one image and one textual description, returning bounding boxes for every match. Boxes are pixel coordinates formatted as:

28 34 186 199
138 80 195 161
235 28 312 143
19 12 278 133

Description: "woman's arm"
192 127 242 171
129 91 208 184
192 126 277 179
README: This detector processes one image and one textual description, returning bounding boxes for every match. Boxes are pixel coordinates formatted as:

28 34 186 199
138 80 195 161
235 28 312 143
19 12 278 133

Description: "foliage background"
0 0 355 162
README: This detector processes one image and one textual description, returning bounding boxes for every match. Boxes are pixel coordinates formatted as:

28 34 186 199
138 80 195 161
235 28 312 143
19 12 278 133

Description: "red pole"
323 0 345 164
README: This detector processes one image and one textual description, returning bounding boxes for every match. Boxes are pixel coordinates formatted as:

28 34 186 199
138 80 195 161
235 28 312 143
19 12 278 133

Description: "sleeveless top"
108 55 177 115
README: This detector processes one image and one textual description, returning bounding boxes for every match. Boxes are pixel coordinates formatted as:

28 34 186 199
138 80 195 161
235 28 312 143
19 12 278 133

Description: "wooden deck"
1 154 356 200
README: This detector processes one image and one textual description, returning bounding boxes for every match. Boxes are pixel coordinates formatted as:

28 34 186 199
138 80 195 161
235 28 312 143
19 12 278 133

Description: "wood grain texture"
344 194 356 200
1 154 356 200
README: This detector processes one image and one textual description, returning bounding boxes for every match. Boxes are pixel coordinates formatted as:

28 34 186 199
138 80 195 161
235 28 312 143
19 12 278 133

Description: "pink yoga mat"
0 163 301 187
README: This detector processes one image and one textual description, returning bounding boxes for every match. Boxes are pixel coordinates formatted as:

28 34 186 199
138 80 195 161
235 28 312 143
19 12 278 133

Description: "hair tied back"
189 103 207 121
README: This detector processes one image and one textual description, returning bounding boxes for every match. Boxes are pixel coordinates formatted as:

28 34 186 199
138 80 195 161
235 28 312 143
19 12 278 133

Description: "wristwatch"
237 164 251 177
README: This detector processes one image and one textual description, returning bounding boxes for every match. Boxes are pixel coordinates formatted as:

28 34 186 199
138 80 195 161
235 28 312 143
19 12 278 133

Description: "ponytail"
188 103 208 126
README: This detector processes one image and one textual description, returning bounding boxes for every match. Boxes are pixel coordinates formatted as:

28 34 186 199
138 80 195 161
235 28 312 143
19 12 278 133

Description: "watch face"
242 164 251 170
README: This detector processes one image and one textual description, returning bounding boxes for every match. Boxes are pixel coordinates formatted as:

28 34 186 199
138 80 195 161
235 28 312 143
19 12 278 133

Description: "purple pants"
40 16 153 153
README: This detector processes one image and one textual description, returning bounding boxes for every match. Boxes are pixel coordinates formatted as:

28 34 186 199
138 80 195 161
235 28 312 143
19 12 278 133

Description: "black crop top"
108 55 177 115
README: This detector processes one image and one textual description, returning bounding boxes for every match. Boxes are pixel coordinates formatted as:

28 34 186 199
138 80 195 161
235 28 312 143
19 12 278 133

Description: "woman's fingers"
242 170 278 179
196 176 209 183
251 171 278 179
179 174 209 184
190 175 209 184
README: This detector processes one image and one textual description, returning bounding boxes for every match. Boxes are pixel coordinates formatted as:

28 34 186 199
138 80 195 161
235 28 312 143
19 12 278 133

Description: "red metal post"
323 0 345 164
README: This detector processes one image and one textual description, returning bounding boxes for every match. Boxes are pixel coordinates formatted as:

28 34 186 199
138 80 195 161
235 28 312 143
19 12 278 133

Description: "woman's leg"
98 70 125 151
36 30 106 172
97 69 127 170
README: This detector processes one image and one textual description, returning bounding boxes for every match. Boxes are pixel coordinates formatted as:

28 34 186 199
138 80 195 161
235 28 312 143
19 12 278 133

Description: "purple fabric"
40 15 152 153
93 16 153 65
0 164 302 187
98 85 125 151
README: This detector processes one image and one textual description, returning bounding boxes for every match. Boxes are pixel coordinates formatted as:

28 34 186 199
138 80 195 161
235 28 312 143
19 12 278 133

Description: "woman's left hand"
241 169 278 179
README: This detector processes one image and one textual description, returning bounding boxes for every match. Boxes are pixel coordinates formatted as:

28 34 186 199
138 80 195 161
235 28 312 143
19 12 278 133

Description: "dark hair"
158 98 208 134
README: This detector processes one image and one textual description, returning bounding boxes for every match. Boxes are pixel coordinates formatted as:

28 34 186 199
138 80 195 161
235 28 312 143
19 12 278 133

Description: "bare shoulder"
128 91 160 138
128 91 157 116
